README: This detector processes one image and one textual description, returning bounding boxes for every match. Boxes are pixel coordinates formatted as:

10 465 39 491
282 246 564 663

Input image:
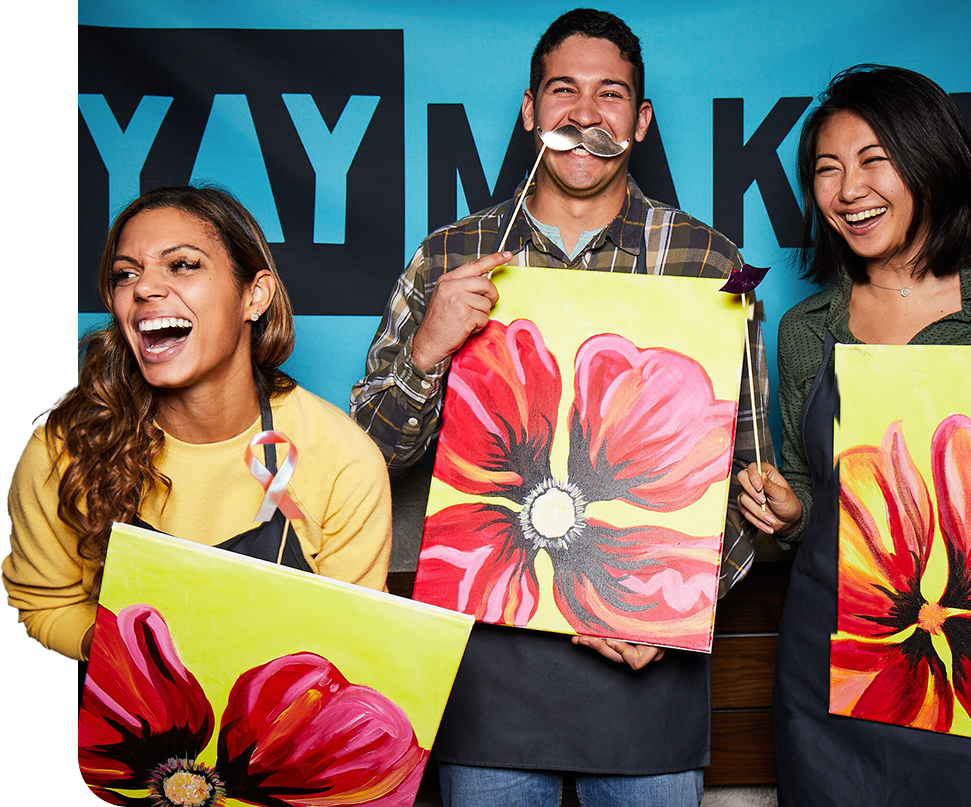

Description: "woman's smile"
112 207 256 395
137 315 194 357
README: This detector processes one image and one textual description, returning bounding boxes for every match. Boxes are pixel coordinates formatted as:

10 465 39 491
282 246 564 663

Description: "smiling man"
351 8 770 806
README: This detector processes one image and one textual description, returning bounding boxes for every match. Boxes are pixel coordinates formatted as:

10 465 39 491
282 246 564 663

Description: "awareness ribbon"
244 430 305 522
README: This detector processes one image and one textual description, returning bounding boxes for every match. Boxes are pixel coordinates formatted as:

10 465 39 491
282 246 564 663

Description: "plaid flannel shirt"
350 175 772 596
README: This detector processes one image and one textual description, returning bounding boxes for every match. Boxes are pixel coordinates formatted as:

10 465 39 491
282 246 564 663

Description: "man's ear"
634 100 653 143
522 90 536 132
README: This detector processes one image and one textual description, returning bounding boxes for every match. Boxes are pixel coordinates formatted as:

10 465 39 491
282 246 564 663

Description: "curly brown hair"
48 186 295 594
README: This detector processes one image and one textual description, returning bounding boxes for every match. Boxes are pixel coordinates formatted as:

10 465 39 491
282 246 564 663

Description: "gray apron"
773 330 969 806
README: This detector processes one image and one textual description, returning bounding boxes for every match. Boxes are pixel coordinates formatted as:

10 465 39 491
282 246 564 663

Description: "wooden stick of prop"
741 291 766 512
497 142 547 255
276 518 292 565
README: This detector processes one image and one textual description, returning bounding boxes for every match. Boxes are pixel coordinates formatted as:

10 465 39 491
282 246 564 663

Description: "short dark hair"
796 64 971 285
530 8 645 107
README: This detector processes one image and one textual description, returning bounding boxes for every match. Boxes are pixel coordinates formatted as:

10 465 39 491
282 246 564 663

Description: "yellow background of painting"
834 344 971 736
97 525 473 761
426 268 749 635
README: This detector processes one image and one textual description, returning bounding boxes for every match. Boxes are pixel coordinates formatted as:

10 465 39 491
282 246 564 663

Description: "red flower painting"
831 414 971 736
79 604 429 806
413 319 738 649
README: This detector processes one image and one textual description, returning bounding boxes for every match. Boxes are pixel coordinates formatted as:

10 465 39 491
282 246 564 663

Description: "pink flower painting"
831 414 971 736
413 318 738 651
80 604 429 806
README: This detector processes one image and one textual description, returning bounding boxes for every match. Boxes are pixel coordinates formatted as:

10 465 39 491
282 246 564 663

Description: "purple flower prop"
719 264 770 294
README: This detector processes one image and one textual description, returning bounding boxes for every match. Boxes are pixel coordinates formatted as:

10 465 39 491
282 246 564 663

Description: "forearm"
14 590 96 661
778 460 813 545
776 326 817 546
4 431 97 660
350 253 450 473
350 335 448 473
3 543 96 660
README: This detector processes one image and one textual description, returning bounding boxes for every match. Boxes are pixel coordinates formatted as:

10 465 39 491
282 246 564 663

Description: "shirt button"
407 417 419 427
420 380 431 390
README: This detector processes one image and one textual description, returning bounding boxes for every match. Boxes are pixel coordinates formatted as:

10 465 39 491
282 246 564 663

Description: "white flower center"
148 757 224 807
163 771 211 806
531 488 576 539
519 478 587 550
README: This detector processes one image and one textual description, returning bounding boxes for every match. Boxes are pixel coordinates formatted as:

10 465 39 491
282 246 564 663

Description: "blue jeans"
438 763 704 807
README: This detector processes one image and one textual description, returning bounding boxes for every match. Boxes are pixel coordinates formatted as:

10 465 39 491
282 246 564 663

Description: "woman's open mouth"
843 206 887 228
138 317 193 355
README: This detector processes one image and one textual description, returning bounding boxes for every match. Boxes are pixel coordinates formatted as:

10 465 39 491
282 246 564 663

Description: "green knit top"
776 266 971 544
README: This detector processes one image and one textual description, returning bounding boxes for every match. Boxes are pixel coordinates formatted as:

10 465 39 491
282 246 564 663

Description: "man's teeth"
138 317 192 332
845 207 887 223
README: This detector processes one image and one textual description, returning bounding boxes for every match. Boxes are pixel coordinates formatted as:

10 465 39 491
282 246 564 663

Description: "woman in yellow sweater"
3 186 392 661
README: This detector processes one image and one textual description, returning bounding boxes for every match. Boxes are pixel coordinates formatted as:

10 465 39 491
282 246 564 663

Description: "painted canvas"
831 344 971 737
413 267 749 653
79 524 473 806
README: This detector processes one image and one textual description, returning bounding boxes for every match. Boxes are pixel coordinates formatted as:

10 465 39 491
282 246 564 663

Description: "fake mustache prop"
537 125 630 156
496 126 630 253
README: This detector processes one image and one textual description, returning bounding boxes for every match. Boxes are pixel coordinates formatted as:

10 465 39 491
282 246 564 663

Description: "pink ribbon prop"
245 430 306 522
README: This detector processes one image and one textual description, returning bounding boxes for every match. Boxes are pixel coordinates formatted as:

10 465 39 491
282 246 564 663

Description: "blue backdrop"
78 0 971 456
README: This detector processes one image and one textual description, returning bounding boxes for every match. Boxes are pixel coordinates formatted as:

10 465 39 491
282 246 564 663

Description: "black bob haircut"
796 64 971 285
529 8 645 108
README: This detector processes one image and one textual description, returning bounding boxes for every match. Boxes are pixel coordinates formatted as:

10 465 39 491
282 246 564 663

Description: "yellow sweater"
3 386 392 661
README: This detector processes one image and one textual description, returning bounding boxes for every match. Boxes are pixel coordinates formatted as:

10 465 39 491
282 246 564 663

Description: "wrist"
774 502 804 538
392 340 447 405
411 328 445 372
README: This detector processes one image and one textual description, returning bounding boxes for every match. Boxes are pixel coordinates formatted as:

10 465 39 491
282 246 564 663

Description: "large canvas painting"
79 524 474 806
831 344 971 737
413 267 749 653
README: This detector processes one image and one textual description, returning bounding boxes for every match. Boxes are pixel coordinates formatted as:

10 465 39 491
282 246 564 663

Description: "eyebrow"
544 75 633 93
112 243 212 265
815 144 883 162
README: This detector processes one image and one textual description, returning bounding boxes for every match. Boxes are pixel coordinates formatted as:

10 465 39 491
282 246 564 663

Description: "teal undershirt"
525 204 600 260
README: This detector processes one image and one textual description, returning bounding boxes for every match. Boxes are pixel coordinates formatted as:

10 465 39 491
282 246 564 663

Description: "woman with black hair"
736 64 971 805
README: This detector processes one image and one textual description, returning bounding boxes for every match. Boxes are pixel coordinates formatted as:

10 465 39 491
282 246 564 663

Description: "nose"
133 265 168 301
839 166 867 203
567 89 602 129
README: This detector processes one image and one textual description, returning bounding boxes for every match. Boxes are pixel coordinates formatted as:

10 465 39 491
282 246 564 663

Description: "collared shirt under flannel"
350 175 772 595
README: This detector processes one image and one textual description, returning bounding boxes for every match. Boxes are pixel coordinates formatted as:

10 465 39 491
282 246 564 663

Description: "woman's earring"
251 309 262 322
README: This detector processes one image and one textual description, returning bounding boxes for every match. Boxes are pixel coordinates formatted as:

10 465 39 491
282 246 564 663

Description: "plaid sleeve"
349 247 449 473
349 208 506 473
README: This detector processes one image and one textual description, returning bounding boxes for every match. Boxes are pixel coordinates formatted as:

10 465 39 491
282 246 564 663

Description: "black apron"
773 331 969 806
131 392 311 572
429 202 711 774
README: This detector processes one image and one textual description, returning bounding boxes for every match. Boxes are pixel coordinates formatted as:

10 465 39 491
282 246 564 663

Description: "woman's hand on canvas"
572 635 666 670
737 462 803 537
411 252 510 371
